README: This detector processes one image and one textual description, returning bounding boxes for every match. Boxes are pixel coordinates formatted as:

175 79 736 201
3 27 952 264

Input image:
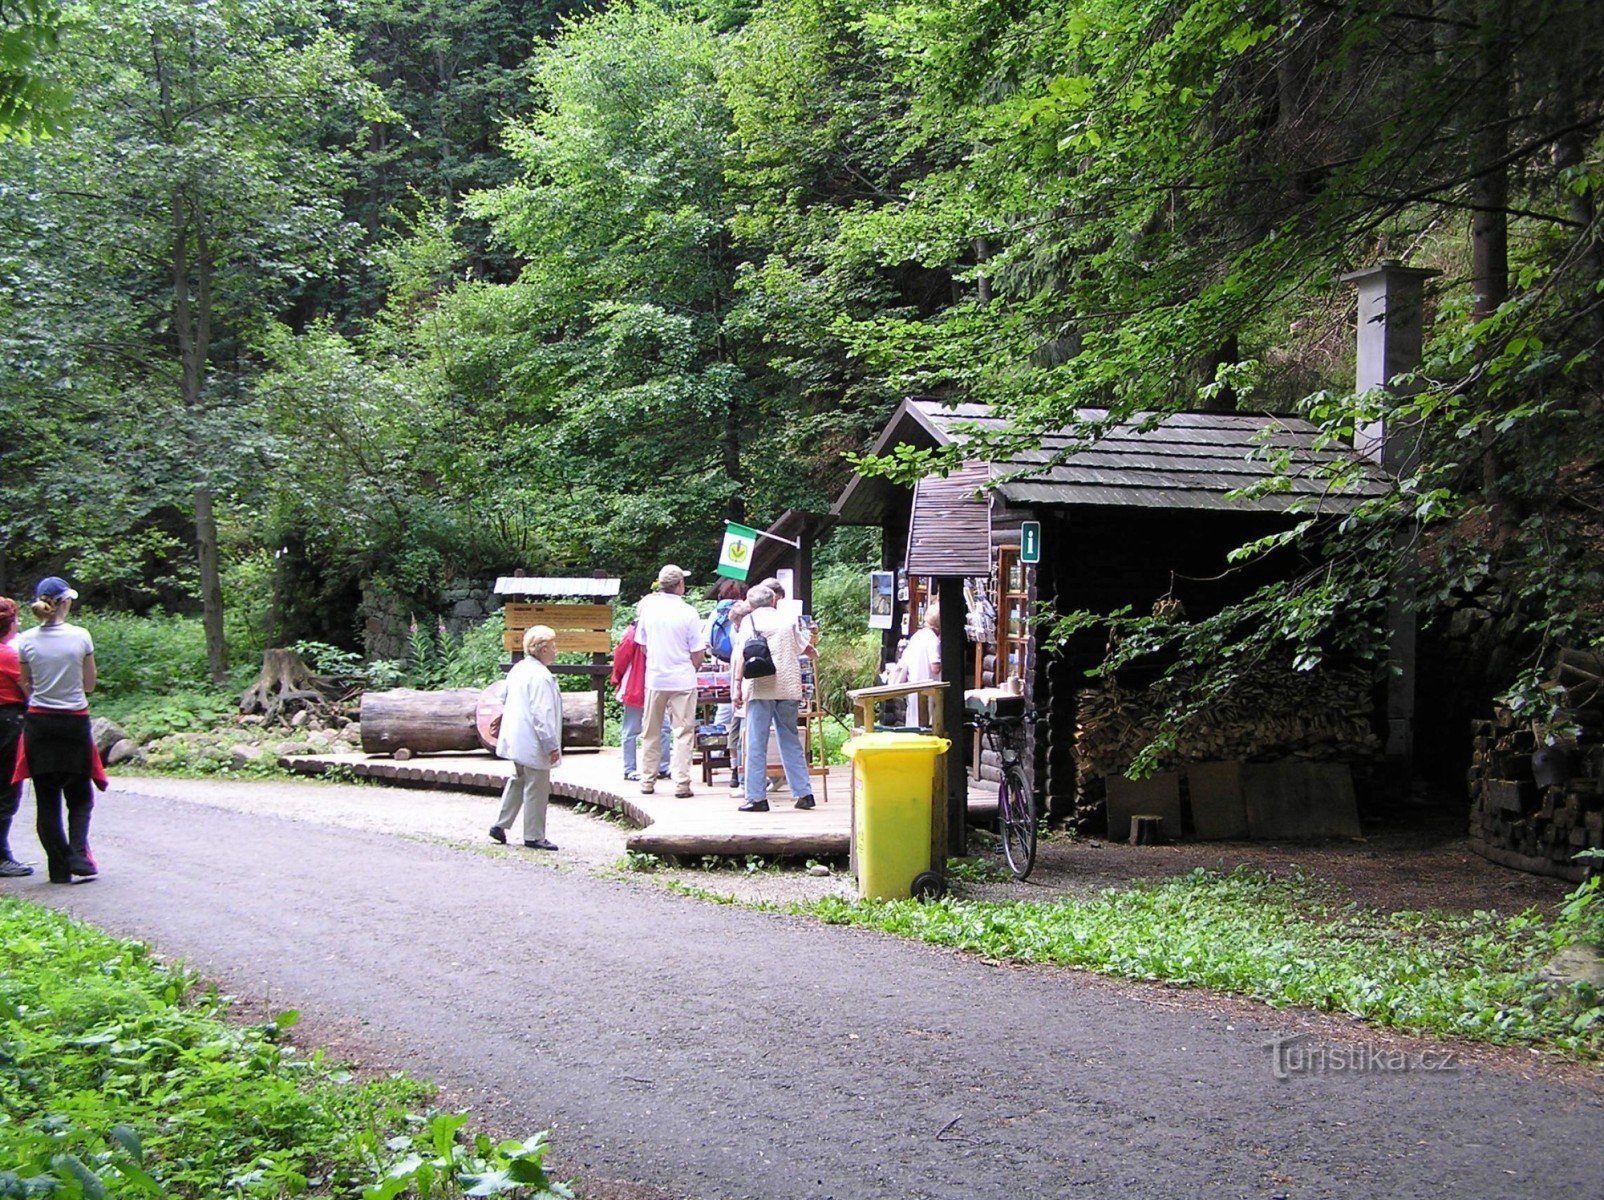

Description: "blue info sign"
1020 520 1042 564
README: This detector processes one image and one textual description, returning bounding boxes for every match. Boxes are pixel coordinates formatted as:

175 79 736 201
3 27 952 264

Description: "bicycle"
966 707 1037 880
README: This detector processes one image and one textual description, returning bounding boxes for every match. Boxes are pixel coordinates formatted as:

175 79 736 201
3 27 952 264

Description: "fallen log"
361 689 483 756
473 682 601 751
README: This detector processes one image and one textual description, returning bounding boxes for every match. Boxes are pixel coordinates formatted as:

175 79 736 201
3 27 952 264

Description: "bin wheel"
911 871 945 902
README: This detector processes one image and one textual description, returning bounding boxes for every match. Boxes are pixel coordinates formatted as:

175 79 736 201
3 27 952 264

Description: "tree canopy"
1 0 1599 751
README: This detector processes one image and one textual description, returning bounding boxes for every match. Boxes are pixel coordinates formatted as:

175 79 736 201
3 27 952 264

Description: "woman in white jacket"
490 625 564 851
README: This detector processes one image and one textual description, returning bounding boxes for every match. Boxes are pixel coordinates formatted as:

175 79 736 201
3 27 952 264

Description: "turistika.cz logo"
1265 1033 1460 1080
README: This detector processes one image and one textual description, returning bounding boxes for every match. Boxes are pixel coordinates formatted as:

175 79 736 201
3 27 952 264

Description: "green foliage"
76 613 215 701
809 562 884 720
361 1116 571 1200
0 0 69 142
806 868 1604 1058
0 897 446 1198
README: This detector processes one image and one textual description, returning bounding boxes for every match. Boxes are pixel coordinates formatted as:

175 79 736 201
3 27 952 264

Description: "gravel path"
12 775 1603 1200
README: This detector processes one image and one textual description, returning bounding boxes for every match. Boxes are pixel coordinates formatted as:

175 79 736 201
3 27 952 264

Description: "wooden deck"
282 747 997 859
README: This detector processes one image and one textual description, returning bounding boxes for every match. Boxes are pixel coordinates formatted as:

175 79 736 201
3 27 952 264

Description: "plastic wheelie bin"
843 732 951 900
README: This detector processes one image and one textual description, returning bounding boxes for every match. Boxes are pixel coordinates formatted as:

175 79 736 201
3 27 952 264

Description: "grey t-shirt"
16 622 94 709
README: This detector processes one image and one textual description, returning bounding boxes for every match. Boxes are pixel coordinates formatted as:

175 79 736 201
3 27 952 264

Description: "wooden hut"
827 399 1388 839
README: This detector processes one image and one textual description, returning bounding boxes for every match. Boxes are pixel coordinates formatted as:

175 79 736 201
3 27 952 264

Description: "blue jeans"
621 705 670 777
744 697 811 803
715 701 742 776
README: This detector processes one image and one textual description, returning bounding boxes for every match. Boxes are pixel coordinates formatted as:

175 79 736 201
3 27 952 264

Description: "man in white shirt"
633 564 706 797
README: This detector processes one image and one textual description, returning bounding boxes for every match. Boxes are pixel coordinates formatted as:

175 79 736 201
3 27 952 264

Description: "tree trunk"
1469 0 1510 520
195 486 227 684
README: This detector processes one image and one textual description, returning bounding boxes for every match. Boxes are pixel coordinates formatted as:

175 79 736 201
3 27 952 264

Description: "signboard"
868 570 894 629
1020 520 1042 564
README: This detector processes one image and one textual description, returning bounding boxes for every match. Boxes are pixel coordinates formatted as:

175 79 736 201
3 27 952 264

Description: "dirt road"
16 778 1603 1199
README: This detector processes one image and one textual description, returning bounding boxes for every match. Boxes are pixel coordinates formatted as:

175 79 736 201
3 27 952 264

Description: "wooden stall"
825 397 1387 839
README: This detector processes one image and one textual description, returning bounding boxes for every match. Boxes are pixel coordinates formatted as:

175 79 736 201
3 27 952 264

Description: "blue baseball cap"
34 576 78 602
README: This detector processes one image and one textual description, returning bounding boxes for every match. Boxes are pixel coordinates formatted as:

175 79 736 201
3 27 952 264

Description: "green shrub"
75 612 215 700
810 564 884 720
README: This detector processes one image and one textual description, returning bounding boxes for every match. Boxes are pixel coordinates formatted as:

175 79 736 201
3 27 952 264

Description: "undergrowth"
0 899 569 1198
803 866 1604 1059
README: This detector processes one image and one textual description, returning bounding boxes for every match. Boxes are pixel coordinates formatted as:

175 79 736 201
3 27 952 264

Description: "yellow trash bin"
843 732 951 900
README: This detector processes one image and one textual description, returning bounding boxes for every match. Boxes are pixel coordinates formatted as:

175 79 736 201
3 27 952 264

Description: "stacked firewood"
1469 648 1604 881
1076 666 1378 782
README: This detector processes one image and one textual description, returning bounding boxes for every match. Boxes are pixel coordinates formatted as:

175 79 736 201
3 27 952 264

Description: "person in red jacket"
611 608 669 782
0 597 31 877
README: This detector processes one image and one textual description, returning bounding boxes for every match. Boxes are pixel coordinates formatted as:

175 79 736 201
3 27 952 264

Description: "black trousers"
32 772 93 882
22 710 95 881
0 706 21 860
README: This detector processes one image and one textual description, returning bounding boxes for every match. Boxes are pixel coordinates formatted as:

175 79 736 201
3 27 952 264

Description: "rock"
105 738 145 766
1539 942 1604 990
90 716 130 756
290 709 309 728
276 741 313 757
807 864 831 877
231 744 266 766
237 714 266 726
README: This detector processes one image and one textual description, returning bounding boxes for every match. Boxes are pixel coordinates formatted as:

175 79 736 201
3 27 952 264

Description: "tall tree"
0 0 385 678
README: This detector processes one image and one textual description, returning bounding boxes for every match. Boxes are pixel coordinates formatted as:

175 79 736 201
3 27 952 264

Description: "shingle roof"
905 462 993 577
831 399 1386 522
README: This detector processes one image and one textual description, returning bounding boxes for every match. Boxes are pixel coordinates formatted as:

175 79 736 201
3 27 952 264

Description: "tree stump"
238 649 340 724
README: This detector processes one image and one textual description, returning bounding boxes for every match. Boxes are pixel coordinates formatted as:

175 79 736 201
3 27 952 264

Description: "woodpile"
1075 666 1378 784
1469 648 1604 882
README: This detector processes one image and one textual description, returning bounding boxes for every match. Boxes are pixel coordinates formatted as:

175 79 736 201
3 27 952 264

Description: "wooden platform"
283 747 997 859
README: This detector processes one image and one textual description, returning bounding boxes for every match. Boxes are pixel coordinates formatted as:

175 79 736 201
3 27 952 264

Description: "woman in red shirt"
0 597 31 876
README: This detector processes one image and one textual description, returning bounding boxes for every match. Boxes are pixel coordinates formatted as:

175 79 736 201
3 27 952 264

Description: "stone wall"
359 578 502 662
1468 716 1604 882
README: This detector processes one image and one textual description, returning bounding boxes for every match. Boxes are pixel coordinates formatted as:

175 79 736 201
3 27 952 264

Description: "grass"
801 867 1604 1060
0 898 569 1199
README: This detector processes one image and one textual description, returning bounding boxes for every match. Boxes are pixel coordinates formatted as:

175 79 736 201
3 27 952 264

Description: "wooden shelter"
827 398 1387 839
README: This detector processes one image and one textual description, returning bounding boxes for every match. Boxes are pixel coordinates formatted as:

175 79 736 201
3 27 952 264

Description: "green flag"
716 522 758 580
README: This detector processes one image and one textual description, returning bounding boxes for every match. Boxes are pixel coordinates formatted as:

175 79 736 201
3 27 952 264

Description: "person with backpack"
732 583 814 813
703 579 747 792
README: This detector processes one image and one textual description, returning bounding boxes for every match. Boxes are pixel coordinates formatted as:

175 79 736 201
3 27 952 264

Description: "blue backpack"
708 599 736 662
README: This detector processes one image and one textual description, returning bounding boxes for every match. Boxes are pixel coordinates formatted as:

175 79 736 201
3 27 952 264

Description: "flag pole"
726 519 800 549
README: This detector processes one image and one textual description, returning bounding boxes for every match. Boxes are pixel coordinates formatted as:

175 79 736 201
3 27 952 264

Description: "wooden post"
938 575 967 856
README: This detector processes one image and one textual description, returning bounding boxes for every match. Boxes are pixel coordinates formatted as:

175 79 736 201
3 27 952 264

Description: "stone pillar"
1340 263 1439 767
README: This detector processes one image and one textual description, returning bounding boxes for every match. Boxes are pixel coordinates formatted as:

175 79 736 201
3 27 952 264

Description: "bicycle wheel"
999 767 1036 880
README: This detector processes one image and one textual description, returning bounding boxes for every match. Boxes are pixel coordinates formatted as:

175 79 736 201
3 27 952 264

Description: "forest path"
18 780 1603 1200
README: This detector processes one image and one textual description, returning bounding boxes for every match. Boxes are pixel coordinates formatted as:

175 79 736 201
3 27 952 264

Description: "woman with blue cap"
14 577 102 883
